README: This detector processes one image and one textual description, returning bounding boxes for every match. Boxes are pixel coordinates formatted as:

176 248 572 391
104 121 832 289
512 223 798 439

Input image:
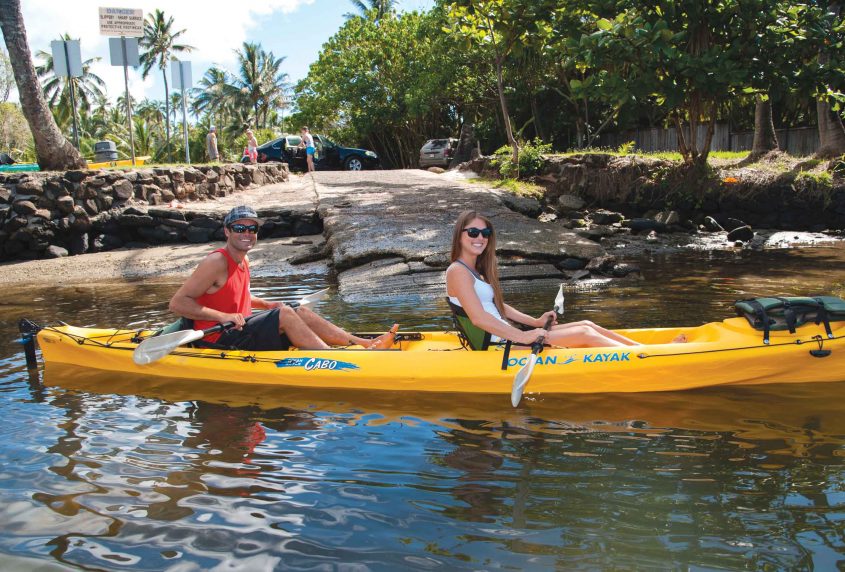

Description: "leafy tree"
0 0 84 169
295 9 457 167
346 0 399 21
140 9 194 162
0 102 33 159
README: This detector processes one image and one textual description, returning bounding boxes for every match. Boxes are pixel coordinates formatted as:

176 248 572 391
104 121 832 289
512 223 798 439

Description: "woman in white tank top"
445 210 651 348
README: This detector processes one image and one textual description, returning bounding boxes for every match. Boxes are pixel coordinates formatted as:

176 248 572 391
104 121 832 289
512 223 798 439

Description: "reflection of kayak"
0 163 39 172
40 363 845 435
34 317 845 394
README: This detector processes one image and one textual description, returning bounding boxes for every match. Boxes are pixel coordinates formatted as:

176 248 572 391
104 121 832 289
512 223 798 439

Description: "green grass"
469 176 545 198
548 148 750 162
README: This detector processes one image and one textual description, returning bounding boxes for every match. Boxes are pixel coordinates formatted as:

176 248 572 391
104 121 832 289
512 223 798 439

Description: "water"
2 246 845 570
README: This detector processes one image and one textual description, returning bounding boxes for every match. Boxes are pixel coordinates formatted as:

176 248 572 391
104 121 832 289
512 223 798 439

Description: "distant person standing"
246 129 258 164
300 126 315 172
207 125 219 162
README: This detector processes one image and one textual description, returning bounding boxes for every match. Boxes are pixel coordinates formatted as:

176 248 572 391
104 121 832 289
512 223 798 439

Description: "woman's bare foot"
671 333 687 343
368 324 399 349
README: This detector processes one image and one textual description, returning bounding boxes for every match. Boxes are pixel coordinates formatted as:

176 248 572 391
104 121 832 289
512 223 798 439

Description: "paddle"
132 288 329 365
510 284 565 407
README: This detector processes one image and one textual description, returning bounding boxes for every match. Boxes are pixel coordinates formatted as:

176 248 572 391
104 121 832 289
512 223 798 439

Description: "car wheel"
344 157 364 171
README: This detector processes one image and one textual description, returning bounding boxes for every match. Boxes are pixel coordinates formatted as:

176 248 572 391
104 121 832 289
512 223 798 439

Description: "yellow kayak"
34 317 845 394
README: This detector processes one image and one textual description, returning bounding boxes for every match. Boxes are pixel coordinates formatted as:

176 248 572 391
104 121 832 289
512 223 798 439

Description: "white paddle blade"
511 354 539 407
298 288 329 307
554 285 565 315
133 329 205 365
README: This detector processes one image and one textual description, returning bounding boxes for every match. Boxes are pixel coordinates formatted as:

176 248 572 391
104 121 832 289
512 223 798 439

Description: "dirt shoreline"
4 234 328 286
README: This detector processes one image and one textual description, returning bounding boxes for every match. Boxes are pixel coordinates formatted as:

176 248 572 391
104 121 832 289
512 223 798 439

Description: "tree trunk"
0 0 84 170
450 118 476 169
494 56 518 166
751 93 779 156
816 3 845 157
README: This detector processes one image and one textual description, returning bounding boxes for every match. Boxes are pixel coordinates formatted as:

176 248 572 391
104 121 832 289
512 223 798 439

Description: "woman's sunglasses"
228 223 259 234
463 227 492 239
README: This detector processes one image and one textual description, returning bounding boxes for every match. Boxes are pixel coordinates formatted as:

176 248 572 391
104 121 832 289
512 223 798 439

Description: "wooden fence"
596 123 819 156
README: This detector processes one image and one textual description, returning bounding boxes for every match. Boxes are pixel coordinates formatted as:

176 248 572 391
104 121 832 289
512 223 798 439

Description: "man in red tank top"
169 205 396 350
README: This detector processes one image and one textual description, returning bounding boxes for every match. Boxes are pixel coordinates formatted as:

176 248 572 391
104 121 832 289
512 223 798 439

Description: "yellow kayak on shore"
33 317 845 394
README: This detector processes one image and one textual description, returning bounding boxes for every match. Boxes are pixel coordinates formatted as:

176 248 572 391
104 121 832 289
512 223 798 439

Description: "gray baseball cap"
224 205 261 226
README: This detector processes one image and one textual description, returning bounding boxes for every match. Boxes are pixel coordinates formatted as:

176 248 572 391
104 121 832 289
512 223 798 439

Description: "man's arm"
169 253 246 327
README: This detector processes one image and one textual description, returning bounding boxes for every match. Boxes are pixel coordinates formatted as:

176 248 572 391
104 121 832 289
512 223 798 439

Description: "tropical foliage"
9 0 845 170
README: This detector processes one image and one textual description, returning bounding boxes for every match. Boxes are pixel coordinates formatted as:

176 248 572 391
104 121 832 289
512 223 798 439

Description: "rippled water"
1 246 845 570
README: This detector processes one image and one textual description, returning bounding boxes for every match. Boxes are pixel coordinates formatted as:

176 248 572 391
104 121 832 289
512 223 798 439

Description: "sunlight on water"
0 246 844 569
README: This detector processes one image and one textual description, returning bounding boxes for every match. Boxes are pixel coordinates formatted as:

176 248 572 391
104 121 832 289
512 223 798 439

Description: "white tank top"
448 260 508 326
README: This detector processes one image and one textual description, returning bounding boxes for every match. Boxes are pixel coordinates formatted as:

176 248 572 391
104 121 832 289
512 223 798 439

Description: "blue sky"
15 0 435 104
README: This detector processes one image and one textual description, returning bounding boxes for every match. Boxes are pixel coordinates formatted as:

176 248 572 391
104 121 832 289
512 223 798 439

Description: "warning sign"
99 7 144 37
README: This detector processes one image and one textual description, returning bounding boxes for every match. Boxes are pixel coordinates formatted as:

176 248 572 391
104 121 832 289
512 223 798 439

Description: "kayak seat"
447 298 494 350
156 317 192 336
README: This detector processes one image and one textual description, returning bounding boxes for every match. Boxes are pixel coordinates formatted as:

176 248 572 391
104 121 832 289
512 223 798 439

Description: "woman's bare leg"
294 306 397 348
552 320 640 346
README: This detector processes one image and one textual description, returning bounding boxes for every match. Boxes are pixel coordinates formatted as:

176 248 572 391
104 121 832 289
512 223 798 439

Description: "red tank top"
194 248 251 342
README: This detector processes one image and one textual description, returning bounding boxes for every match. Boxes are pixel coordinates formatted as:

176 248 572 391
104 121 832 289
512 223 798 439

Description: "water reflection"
1 247 845 568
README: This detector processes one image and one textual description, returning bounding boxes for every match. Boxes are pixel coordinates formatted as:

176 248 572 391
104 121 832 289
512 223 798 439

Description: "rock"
623 218 668 233
56 195 75 214
611 263 640 278
727 225 754 243
12 200 37 215
586 254 617 272
113 179 134 200
64 170 88 183
427 167 445 174
67 233 88 255
186 226 214 243
558 257 587 270
590 209 623 225
702 216 724 232
498 192 542 218
557 194 586 211
653 210 681 226
44 244 68 258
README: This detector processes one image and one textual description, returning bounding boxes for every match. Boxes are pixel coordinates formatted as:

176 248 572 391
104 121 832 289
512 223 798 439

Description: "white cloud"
14 0 313 103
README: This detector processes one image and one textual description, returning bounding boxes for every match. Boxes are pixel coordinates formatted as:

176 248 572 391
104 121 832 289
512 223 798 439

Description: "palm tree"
139 9 193 161
0 0 85 169
35 35 106 128
227 42 290 129
345 0 398 21
191 66 229 126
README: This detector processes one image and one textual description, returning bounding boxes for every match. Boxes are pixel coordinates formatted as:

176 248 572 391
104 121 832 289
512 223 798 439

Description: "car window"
320 137 336 149
287 136 302 146
426 139 449 149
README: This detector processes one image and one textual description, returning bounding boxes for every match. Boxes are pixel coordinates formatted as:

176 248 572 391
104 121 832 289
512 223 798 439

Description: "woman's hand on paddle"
537 311 557 328
518 328 549 345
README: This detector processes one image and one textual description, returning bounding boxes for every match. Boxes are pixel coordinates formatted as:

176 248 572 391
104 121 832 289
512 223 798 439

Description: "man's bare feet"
368 324 399 349
671 333 687 343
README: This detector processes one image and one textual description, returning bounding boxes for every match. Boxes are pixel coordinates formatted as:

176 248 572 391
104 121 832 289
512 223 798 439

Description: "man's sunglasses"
463 227 492 238
228 223 259 234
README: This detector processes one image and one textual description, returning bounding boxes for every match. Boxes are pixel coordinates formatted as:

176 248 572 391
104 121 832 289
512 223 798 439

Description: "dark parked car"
419 138 458 168
245 134 380 171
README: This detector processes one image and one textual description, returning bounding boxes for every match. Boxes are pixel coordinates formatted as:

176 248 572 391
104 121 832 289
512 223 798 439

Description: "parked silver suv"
419 138 458 168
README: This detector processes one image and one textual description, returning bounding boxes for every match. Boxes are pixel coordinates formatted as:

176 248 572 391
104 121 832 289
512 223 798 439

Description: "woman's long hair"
450 210 505 316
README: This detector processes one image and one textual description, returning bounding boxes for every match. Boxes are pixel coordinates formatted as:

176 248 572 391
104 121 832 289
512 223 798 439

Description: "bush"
491 138 552 179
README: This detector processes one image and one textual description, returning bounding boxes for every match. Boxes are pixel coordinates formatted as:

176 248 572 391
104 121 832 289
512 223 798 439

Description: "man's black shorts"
206 309 291 351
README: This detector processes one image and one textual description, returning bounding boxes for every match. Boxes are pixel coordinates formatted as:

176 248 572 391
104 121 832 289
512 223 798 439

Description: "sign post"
101 7 143 166
50 40 82 150
171 60 192 164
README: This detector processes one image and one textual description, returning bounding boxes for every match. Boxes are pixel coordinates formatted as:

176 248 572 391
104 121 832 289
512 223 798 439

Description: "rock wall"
467 154 845 231
0 163 303 260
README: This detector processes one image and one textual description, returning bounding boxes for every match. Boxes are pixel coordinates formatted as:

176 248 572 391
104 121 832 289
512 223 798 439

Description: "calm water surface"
1 246 845 570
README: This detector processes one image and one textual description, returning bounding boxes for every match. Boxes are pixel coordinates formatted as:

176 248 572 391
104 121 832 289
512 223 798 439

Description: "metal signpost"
50 40 82 150
171 60 193 164
100 7 143 165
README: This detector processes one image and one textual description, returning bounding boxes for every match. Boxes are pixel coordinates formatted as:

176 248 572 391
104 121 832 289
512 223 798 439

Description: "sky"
13 0 435 105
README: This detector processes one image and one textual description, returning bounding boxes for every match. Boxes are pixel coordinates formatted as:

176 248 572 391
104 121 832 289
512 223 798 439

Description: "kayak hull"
36 318 845 394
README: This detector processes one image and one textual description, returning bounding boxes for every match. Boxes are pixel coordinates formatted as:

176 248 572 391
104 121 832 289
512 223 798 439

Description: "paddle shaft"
532 315 555 353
